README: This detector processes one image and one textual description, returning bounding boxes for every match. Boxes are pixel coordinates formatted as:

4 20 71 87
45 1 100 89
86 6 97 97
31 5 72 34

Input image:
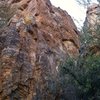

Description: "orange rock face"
0 0 80 99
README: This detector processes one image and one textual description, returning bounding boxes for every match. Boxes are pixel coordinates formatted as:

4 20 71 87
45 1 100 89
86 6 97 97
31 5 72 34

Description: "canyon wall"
84 3 100 55
84 3 100 33
0 0 80 99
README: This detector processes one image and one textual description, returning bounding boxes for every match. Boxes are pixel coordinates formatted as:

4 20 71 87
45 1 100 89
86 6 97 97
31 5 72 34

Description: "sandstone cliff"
84 3 100 33
0 0 80 99
83 3 100 55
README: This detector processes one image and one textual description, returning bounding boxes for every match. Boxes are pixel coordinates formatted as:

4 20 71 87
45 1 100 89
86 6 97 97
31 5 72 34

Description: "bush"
59 54 100 100
59 21 100 99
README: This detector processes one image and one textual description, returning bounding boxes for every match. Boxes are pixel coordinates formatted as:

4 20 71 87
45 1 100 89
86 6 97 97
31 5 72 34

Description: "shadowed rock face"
0 0 80 99
83 3 100 55
84 3 100 32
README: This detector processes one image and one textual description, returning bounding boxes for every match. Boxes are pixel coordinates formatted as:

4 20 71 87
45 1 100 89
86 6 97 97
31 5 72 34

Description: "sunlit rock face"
0 0 80 99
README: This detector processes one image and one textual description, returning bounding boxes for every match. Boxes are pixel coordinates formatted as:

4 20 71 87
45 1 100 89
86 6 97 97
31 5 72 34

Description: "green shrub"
59 53 100 100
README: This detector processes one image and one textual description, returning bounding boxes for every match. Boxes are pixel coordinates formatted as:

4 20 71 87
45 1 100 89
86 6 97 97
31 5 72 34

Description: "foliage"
58 2 100 99
76 0 91 8
97 0 100 3
76 0 100 8
59 53 100 99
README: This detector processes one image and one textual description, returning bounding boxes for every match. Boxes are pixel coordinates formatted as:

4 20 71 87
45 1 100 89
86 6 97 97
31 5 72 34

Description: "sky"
50 0 98 28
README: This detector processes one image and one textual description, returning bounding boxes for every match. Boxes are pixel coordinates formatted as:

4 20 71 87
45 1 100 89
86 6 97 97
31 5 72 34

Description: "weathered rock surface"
84 3 100 33
84 3 100 55
0 0 80 99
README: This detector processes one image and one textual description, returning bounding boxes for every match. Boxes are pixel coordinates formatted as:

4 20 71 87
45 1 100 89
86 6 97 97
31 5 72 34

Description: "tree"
59 51 100 100
59 1 100 99
76 0 100 7
97 0 100 3
76 0 91 8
